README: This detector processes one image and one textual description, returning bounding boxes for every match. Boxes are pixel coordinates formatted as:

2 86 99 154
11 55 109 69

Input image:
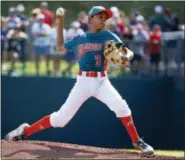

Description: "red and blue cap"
88 6 113 19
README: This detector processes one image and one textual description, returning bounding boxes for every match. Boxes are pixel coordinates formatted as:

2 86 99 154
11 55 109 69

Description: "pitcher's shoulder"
73 32 86 40
102 29 113 34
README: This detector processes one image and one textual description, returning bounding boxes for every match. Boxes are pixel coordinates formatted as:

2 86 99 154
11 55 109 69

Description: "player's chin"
100 22 105 26
98 24 105 30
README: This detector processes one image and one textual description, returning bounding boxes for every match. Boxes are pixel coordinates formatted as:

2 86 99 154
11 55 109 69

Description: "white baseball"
56 7 65 16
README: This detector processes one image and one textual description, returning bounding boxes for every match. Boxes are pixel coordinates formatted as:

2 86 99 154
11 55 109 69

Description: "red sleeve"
48 11 54 26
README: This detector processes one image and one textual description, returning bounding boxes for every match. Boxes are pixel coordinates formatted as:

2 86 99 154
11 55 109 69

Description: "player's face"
90 11 108 31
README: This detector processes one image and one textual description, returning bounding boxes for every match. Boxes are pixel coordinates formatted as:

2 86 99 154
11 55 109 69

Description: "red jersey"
41 9 54 27
148 31 161 53
117 23 125 33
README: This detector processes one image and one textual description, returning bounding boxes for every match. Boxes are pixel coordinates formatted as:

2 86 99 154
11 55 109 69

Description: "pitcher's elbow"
56 46 65 52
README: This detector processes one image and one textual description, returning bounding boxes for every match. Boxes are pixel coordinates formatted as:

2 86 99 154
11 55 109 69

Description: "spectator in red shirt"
40 2 54 27
148 25 162 75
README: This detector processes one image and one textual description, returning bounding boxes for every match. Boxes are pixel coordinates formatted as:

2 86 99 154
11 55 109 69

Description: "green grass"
1 60 78 76
1 60 131 77
120 149 184 158
154 150 184 157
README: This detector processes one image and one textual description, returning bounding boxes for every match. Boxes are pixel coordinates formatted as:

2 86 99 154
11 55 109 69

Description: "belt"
78 70 106 77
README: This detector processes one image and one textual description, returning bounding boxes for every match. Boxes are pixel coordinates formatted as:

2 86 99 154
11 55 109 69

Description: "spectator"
135 15 145 28
132 16 149 39
109 22 122 39
30 8 41 23
164 8 180 31
50 22 68 76
77 11 89 32
123 26 133 48
149 5 171 31
130 24 148 75
27 8 41 61
6 7 21 30
31 13 51 76
67 21 84 40
6 24 28 76
16 4 29 32
171 12 180 31
40 1 54 27
110 6 120 23
117 10 126 34
148 25 162 75
107 7 123 39
129 10 139 26
164 8 174 30
29 8 41 40
1 17 8 63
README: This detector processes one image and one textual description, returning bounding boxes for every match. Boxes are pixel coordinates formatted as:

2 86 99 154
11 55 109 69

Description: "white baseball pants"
50 73 131 128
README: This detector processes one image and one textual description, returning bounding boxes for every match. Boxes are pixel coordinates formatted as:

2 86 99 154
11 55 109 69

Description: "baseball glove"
104 40 128 67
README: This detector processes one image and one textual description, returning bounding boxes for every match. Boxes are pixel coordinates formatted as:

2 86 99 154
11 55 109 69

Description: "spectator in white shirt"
131 24 149 75
6 7 21 31
31 13 51 76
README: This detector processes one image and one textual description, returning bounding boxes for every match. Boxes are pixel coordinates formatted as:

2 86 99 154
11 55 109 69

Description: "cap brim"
103 9 113 19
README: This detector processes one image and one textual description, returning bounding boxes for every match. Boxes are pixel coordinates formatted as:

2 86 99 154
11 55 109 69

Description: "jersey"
64 29 124 71
31 22 51 47
149 31 161 53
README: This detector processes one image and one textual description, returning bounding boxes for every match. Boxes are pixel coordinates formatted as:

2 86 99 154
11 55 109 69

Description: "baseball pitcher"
5 6 154 155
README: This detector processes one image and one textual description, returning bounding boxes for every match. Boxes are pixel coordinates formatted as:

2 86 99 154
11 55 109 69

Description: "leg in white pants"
94 79 131 117
50 80 90 127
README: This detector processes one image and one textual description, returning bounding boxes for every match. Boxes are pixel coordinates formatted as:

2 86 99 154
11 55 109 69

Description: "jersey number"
95 55 101 67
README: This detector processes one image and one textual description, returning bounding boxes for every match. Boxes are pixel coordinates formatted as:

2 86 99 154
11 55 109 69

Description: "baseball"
56 7 65 16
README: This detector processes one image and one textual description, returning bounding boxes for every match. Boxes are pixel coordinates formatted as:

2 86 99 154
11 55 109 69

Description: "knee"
50 111 69 128
114 100 132 117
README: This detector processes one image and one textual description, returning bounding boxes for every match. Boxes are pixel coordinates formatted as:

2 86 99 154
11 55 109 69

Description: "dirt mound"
1 140 183 159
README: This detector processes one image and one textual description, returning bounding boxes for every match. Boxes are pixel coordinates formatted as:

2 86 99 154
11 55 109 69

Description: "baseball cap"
136 15 144 22
8 7 16 15
32 8 41 15
40 1 48 9
16 4 25 12
88 6 113 19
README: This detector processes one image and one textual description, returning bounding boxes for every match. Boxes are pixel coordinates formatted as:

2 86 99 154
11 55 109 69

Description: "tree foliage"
1 1 184 28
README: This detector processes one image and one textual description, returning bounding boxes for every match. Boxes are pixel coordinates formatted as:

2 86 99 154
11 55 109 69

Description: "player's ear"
88 16 93 24
88 17 91 24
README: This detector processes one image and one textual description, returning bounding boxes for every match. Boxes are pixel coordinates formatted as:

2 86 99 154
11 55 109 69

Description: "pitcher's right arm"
56 7 67 53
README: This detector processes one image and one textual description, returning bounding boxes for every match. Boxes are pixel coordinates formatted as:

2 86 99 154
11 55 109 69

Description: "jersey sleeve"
64 35 78 51
106 30 126 47
64 39 74 51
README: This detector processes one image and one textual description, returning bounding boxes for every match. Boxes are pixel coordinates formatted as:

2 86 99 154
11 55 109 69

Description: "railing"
115 31 185 77
161 31 184 76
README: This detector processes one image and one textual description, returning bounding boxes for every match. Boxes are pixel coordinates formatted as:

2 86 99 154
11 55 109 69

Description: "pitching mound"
1 140 183 159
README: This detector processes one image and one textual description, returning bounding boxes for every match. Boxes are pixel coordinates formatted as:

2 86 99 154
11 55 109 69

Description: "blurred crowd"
1 2 184 77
